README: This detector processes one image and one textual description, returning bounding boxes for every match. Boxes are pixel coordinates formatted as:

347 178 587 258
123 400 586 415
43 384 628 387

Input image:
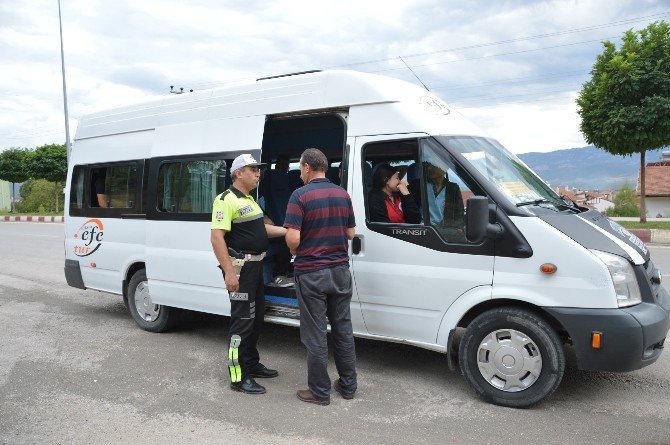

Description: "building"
637 151 670 217
0 180 11 211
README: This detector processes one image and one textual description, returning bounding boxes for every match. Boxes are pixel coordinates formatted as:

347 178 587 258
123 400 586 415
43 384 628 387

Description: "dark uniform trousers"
226 260 265 379
294 264 357 400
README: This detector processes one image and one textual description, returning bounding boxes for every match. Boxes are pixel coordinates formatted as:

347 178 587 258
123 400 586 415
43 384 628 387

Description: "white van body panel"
65 131 152 293
72 130 154 163
145 115 266 313
349 134 495 344
435 285 493 347
493 217 617 309
347 102 487 138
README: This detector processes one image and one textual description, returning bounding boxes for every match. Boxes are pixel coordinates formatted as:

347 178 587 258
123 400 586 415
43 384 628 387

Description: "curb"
1 215 64 223
628 229 670 245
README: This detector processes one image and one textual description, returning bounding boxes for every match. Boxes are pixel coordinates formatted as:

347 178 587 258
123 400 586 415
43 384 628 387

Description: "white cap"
230 154 266 177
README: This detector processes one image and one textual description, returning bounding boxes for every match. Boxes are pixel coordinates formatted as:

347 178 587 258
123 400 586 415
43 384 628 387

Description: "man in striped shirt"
284 148 357 406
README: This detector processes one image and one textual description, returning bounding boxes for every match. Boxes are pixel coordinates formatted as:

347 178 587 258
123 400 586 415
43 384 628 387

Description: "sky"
1 0 668 154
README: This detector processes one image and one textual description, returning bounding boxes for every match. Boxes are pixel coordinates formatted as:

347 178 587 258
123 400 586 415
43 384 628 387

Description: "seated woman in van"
368 163 421 224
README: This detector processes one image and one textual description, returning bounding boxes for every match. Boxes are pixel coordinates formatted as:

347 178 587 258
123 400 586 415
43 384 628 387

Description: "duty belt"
239 252 266 262
228 248 266 278
228 248 266 262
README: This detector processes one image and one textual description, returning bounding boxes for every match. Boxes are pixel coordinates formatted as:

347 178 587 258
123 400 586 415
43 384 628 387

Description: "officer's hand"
225 273 239 292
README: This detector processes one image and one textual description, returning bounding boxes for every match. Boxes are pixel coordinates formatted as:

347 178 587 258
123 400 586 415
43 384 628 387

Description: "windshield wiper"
516 198 556 207
559 195 583 212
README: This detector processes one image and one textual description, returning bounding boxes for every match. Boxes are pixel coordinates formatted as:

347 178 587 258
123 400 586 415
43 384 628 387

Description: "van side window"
69 166 85 210
421 139 475 244
363 139 422 225
90 164 138 209
157 159 227 213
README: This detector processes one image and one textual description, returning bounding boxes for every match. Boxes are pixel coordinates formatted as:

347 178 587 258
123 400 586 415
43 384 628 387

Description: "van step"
266 305 300 319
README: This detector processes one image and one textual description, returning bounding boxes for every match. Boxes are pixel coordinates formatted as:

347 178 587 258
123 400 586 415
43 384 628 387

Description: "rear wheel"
459 307 565 408
127 269 177 332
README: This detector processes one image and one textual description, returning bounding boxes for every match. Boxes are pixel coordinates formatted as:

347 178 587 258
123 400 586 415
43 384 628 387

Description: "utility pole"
58 0 72 163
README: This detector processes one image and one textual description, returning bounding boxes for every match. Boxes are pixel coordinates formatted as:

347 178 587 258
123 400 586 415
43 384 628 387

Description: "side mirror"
466 196 503 243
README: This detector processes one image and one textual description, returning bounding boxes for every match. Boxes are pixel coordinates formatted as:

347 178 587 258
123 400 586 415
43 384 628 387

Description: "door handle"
352 236 362 255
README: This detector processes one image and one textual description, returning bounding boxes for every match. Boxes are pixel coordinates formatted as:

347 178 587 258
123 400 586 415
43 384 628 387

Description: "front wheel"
127 269 177 332
459 307 565 408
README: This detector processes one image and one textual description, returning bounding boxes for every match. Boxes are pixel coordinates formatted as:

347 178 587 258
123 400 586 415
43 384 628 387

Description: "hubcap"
476 329 542 392
134 281 160 322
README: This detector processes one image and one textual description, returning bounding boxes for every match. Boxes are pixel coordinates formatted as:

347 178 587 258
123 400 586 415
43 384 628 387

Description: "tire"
127 269 177 333
459 307 565 408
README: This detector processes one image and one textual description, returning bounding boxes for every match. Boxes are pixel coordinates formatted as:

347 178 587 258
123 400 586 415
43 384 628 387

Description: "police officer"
211 154 287 394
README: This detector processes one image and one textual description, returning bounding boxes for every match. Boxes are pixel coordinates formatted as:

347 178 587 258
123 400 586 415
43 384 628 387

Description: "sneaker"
273 275 294 287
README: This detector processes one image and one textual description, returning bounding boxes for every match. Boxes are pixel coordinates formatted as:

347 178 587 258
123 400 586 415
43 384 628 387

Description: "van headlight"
591 250 642 307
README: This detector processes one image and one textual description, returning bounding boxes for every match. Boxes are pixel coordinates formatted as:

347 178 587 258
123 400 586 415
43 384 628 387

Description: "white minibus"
64 70 670 407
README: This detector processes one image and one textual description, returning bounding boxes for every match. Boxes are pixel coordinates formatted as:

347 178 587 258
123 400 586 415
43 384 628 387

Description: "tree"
0 148 31 212
577 21 670 223
26 143 67 213
16 179 65 213
605 182 640 217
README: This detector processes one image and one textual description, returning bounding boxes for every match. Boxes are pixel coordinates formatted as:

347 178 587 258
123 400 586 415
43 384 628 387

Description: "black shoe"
230 377 266 394
250 363 279 378
333 379 355 400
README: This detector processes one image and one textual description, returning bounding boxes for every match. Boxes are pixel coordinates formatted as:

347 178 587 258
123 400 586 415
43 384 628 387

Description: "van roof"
75 70 430 140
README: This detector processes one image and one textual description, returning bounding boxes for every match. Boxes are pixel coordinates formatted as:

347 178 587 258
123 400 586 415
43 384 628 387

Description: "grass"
616 221 670 230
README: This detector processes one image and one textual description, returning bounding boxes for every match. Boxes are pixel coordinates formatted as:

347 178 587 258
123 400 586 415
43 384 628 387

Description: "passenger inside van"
368 163 421 224
424 162 465 237
90 168 108 208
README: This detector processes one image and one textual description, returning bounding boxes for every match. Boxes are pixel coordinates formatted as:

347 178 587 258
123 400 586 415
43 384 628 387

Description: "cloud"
0 0 667 152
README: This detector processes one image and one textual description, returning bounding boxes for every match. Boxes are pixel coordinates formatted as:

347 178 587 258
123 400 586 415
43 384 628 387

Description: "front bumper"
546 285 670 372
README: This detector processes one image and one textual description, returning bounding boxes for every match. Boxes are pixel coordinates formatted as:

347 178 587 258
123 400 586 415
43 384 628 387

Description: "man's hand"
225 272 239 293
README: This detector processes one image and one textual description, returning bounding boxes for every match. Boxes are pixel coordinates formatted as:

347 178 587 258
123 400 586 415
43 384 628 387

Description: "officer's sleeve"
211 195 234 231
283 191 304 230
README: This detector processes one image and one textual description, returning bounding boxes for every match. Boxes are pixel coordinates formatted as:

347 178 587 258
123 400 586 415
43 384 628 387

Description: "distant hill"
518 146 667 190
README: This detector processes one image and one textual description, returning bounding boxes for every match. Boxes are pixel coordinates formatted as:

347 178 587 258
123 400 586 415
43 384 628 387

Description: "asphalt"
1 222 670 445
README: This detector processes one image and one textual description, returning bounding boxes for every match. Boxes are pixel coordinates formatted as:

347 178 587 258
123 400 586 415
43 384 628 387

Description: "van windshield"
436 135 579 213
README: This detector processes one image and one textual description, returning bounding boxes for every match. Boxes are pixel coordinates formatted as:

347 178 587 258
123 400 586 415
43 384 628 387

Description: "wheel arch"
122 261 146 302
457 299 568 339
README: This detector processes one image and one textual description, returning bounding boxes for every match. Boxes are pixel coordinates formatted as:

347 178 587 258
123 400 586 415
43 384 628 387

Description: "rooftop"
638 162 670 196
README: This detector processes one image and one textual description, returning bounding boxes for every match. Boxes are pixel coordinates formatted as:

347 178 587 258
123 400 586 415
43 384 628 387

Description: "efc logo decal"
73 219 104 257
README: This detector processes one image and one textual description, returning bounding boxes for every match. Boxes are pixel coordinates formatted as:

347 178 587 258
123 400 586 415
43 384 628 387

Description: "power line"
327 11 670 69
168 11 669 94
448 86 579 104
173 12 669 93
367 36 618 74
427 70 587 90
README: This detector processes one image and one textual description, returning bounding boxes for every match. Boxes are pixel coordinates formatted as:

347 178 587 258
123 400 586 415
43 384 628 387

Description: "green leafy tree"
577 21 670 223
605 182 640 217
16 179 65 214
0 148 31 212
25 143 67 213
